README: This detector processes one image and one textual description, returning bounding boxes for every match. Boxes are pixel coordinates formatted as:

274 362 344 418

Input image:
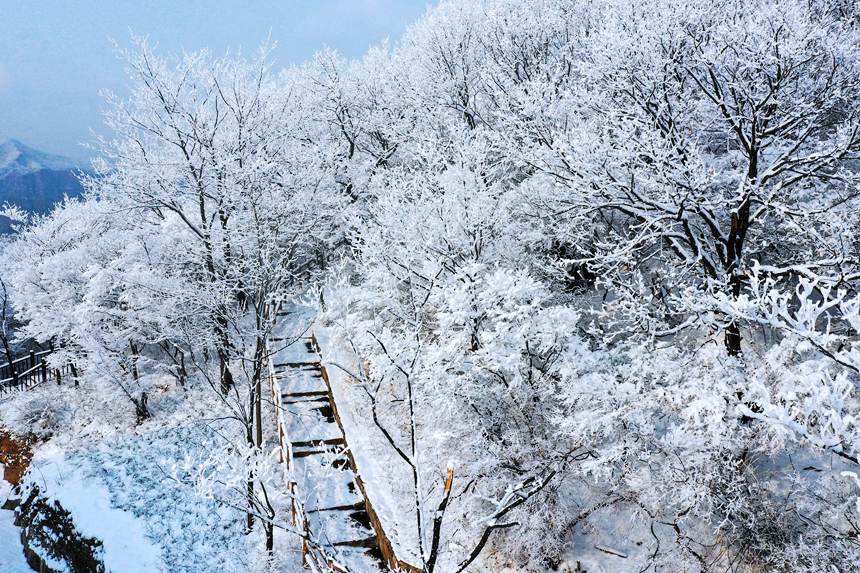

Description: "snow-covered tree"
5 2 860 571
518 0 860 356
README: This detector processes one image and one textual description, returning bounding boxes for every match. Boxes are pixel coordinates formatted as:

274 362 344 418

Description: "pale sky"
0 1 433 161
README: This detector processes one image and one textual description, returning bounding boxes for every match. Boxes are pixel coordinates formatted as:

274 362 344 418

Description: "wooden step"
292 440 347 456
269 320 388 570
274 361 320 368
347 510 373 530
282 395 329 405
291 437 345 448
308 501 366 513
293 449 329 458
282 390 329 399
276 369 323 378
333 536 378 548
331 457 352 471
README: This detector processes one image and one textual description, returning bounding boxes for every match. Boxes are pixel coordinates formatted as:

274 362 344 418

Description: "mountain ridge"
0 140 87 232
0 139 85 178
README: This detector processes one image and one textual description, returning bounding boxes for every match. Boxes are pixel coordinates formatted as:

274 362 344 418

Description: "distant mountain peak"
0 139 83 177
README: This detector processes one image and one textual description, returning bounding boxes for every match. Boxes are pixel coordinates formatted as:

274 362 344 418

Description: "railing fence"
0 346 78 395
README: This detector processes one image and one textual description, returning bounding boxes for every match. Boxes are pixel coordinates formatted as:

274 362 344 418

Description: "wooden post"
55 368 61 385
40 358 47 384
12 368 18 390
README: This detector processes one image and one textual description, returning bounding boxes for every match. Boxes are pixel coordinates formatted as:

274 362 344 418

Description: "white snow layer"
22 424 252 573
26 444 163 573
0 466 33 573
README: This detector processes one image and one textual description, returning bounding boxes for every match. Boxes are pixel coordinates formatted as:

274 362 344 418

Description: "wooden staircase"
269 334 386 572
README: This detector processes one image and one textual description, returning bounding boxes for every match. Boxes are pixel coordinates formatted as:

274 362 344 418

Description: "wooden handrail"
0 346 77 395
0 348 51 371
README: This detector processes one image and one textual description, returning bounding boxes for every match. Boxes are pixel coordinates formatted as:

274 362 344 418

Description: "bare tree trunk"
129 341 141 381
253 336 265 449
215 308 235 395
246 405 255 534
260 482 275 553
132 392 150 423
0 334 14 374
426 465 454 573
246 472 255 533
0 279 16 368
724 149 757 357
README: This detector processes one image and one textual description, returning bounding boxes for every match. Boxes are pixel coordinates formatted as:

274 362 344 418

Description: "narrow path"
271 332 386 573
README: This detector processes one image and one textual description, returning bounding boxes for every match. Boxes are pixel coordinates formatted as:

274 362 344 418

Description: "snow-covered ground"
0 465 32 573
21 423 257 573
24 443 162 572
